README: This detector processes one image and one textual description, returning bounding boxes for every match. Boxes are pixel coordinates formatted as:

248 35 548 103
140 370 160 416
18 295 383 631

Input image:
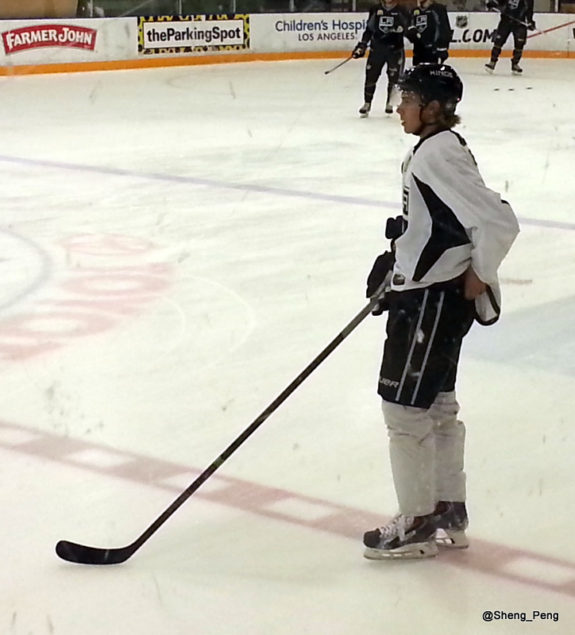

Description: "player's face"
397 91 423 134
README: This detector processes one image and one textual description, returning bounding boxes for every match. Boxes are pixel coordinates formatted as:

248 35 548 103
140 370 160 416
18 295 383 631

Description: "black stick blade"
56 540 133 565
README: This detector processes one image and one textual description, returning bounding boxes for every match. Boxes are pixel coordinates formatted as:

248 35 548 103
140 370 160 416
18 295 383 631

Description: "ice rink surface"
0 55 574 634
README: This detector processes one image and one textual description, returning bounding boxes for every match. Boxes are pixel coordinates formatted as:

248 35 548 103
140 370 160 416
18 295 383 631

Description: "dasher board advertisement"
250 13 368 52
0 18 136 65
139 15 250 55
250 12 574 52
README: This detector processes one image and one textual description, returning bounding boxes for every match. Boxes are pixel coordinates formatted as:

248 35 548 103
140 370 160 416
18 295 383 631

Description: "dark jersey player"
485 0 536 75
408 0 453 66
352 0 411 117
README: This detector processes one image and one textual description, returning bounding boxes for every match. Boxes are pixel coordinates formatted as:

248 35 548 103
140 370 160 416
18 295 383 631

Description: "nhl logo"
456 15 468 28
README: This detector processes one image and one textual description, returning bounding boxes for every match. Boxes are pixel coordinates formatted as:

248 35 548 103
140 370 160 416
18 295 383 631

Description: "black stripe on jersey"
451 130 479 166
412 174 470 282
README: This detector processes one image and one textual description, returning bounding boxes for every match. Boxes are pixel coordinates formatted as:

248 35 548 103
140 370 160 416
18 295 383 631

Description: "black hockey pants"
377 281 475 409
490 18 527 64
364 45 405 104
412 43 441 66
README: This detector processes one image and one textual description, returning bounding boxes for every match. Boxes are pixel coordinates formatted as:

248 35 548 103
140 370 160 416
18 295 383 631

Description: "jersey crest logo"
415 14 428 30
379 16 395 30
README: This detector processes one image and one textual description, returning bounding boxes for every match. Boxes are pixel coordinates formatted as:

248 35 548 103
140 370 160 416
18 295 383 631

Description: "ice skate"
359 102 371 118
433 501 469 549
385 101 394 114
484 61 496 74
511 63 523 75
363 514 438 560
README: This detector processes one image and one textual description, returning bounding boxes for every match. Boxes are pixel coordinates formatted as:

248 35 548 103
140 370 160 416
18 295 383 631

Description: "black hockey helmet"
398 64 463 112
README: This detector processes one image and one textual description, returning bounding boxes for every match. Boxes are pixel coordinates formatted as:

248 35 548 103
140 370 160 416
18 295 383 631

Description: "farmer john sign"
2 23 96 54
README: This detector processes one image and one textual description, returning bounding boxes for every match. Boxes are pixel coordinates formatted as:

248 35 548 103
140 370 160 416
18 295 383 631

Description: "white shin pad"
382 400 436 517
382 391 467 516
429 391 466 502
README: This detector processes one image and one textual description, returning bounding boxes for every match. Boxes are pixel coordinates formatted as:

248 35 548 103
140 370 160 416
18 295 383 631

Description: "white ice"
0 56 574 634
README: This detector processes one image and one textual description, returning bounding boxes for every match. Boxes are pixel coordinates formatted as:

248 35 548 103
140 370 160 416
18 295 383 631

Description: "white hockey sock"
382 400 435 517
429 391 466 502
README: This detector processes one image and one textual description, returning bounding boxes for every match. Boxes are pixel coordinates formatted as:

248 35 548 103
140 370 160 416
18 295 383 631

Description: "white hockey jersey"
393 129 520 323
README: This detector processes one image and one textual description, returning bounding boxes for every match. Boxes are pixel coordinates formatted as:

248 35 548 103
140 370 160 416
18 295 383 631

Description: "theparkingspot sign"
139 15 249 55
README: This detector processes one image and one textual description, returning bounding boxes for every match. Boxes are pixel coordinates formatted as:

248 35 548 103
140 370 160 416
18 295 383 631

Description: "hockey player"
363 64 519 559
485 0 536 75
408 0 453 66
352 0 411 117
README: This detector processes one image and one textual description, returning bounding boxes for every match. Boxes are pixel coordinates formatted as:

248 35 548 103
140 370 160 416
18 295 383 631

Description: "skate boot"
359 102 371 117
511 63 523 75
433 501 469 548
385 84 397 114
363 514 438 560
484 61 496 74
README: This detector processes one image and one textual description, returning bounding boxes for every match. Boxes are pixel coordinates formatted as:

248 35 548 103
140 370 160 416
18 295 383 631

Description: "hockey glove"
527 20 536 31
352 42 367 59
406 26 421 42
366 251 394 315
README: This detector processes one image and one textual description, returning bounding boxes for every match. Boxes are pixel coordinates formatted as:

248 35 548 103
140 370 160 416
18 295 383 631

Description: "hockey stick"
56 284 387 565
526 18 575 39
501 13 531 28
489 7 539 32
324 55 354 75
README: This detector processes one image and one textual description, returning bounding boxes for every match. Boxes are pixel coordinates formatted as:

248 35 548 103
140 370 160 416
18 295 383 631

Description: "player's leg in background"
385 48 405 113
511 25 528 74
360 48 386 116
486 18 512 72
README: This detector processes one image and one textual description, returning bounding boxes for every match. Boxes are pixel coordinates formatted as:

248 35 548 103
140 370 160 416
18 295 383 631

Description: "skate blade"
484 66 494 74
435 528 469 549
363 540 438 560
359 112 369 118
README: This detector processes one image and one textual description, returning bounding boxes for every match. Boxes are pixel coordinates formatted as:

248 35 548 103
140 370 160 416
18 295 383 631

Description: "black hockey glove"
527 19 536 31
406 25 421 42
366 251 395 315
437 48 449 63
352 42 367 59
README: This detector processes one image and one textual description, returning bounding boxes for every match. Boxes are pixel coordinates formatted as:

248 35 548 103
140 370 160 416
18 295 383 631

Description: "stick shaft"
527 18 575 38
131 292 380 549
324 55 353 75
